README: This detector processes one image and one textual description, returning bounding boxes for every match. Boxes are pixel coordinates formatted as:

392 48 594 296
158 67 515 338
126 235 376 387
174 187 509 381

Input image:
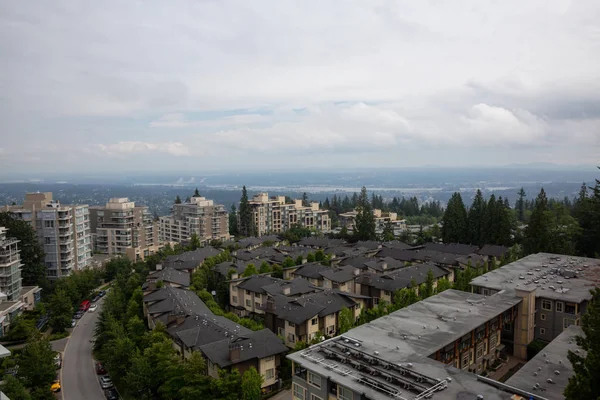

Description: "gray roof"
147 267 190 287
381 240 413 250
506 325 583 400
470 252 600 303
298 238 345 248
358 263 449 292
424 242 480 255
456 253 486 267
168 313 251 349
478 245 509 258
261 278 321 297
292 262 331 279
236 275 283 294
318 265 359 283
376 248 420 261
348 240 381 250
266 290 359 324
143 286 211 317
363 257 406 273
338 256 372 268
214 261 245 277
163 247 222 270
199 328 288 368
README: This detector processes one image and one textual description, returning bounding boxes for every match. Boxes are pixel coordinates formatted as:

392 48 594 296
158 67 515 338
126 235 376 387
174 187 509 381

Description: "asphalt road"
61 299 105 400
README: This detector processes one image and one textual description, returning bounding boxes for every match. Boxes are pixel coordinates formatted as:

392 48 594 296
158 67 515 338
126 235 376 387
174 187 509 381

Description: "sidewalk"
488 357 525 382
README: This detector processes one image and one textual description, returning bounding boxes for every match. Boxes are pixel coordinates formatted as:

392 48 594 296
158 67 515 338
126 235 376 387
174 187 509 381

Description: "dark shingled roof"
376 248 420 261
357 263 449 292
456 253 486 267
168 313 251 349
423 242 479 256
363 257 406 273
199 329 288 368
236 275 283 294
292 262 331 279
214 261 245 278
319 265 359 283
144 286 212 317
347 241 381 250
265 290 359 323
298 238 346 248
338 256 372 268
261 278 321 297
163 247 222 270
147 267 190 287
381 240 413 250
478 245 509 258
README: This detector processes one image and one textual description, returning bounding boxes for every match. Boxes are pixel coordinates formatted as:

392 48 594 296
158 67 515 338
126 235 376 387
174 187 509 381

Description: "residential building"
143 268 190 292
90 197 160 262
470 252 600 350
339 208 407 234
159 196 229 244
263 290 368 348
158 247 222 272
2 192 92 278
143 285 287 391
288 289 525 400
505 325 583 400
246 193 331 236
0 291 24 337
0 227 22 301
19 286 41 311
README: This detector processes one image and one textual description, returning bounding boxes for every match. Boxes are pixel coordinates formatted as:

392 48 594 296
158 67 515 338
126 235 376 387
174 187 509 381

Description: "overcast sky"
1 1 599 174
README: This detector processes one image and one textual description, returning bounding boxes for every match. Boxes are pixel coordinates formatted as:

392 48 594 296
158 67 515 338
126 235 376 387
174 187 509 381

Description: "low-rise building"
159 195 230 245
158 247 222 272
339 209 407 234
90 197 160 262
144 268 190 292
0 292 24 337
246 193 331 236
19 286 42 311
471 252 600 350
0 227 22 301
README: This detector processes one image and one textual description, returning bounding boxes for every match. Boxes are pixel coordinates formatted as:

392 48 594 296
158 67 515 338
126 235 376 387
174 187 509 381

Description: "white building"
0 227 22 301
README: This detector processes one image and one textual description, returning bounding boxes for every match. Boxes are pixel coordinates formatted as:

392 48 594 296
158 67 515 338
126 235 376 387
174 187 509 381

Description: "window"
489 333 498 348
476 342 484 359
565 303 576 315
288 333 296 343
255 293 261 299
246 299 251 307
310 395 323 400
338 385 353 400
246 290 251 295
540 313 546 321
556 302 564 313
293 383 306 400
265 368 274 380
542 299 552 311
44 220 54 228
373 298 379 305
255 302 261 309
311 318 318 326
540 328 546 335
278 327 284 336
288 321 295 328
308 371 321 389
462 352 470 369
264 356 275 362
232 296 238 303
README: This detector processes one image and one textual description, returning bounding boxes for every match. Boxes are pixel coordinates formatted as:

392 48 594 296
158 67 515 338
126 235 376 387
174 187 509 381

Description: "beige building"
159 196 229 244
339 208 407 233
90 198 160 262
247 193 331 236
2 192 92 278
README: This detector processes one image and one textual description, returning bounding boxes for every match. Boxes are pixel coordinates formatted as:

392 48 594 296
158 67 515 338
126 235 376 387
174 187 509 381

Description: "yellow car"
51 380 61 392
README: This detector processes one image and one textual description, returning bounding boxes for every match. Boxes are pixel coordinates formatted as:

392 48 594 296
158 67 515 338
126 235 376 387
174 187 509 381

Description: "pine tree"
229 204 238 236
302 192 309 207
175 195 182 204
523 188 552 254
467 189 486 246
238 186 254 237
516 187 526 222
193 188 201 197
495 196 514 246
353 187 376 241
441 192 468 243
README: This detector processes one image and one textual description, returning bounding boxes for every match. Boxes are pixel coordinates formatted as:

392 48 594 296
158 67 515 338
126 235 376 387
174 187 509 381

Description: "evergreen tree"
575 178 600 257
238 186 254 237
523 188 553 254
353 187 376 241
422 270 434 299
259 261 271 274
189 233 201 251
229 204 238 236
494 196 514 246
381 221 395 241
564 288 600 400
302 192 309 207
175 195 182 204
17 337 57 393
193 188 201 197
48 287 74 333
441 192 468 243
467 189 487 246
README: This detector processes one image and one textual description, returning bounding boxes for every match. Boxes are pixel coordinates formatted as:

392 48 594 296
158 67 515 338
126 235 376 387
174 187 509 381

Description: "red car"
95 362 107 375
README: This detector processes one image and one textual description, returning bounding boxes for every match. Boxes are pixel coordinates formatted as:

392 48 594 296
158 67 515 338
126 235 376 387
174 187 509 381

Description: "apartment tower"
0 227 22 301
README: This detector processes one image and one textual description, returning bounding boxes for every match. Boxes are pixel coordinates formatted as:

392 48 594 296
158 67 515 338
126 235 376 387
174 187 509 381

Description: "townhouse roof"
338 256 372 268
363 257 406 273
455 253 486 267
478 245 509 258
381 240 413 250
147 267 190 287
163 247 222 270
375 248 419 261
168 313 251 350
424 242 479 256
292 262 331 279
347 240 381 250
261 278 321 297
236 275 283 294
470 252 600 303
318 265 359 283
214 261 245 277
143 286 211 317
506 325 583 400
298 238 346 248
237 237 263 248
269 248 312 264
325 246 369 258
358 263 449 292
199 328 288 368
265 290 359 324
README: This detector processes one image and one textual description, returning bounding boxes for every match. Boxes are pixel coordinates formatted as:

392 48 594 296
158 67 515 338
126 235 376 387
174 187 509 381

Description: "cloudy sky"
1 1 599 174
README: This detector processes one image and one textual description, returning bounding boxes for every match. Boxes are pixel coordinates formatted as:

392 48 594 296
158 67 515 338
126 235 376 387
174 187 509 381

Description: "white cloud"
91 141 191 157
149 113 268 128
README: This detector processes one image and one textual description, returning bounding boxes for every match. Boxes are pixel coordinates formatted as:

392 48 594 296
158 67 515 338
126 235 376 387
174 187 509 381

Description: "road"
61 298 105 400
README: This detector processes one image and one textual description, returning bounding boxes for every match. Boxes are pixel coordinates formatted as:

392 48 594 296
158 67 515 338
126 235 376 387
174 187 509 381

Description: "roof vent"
547 378 555 384
554 370 560 375
374 351 379 355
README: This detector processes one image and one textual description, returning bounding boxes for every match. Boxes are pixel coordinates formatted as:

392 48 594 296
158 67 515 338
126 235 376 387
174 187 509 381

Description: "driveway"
270 389 291 400
60 298 105 400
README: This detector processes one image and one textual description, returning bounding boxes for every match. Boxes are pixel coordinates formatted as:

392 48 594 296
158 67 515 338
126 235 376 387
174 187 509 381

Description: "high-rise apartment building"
159 196 230 244
0 227 22 301
90 198 160 262
246 193 331 236
2 192 92 278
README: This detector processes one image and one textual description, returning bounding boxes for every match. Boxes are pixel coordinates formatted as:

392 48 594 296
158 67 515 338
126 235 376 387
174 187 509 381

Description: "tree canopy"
353 187 376 241
441 192 468 243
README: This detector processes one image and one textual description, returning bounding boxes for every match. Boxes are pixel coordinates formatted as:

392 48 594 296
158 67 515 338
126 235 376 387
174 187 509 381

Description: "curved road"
61 298 105 400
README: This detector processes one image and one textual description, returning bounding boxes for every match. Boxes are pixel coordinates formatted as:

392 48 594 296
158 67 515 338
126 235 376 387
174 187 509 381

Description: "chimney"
382 263 388 270
230 344 241 362
283 287 291 296
156 263 163 271
354 268 360 276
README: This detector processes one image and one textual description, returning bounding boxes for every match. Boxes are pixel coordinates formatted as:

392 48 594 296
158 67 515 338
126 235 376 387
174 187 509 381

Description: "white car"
89 304 98 312
100 376 113 389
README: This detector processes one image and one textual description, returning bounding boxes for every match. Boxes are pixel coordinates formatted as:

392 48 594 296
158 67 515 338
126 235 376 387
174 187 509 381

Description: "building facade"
247 193 331 236
0 227 22 301
159 196 230 244
2 192 92 278
339 208 407 233
90 198 160 262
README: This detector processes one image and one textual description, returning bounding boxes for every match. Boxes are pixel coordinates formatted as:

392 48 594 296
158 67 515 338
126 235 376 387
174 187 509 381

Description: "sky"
1 0 599 174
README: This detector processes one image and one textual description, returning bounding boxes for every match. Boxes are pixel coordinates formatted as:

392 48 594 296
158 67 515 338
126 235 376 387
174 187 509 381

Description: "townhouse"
144 267 190 292
158 247 222 272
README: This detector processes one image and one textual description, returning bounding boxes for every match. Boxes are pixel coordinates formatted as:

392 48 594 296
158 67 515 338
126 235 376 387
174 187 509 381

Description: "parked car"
51 379 61 392
104 388 119 400
98 290 107 297
100 376 113 389
89 304 98 312
71 319 77 327
96 362 107 375
92 295 100 303
73 311 84 319
54 352 62 369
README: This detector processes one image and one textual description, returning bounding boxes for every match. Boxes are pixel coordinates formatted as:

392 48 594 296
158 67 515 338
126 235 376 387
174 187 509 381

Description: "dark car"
92 295 100 303
96 362 107 375
98 290 107 297
104 388 118 400
73 311 84 319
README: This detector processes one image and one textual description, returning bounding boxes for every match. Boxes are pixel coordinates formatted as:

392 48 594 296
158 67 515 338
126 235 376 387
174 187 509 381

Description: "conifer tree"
523 188 552 254
353 187 376 241
441 192 468 243
238 186 254 237
175 195 182 204
467 189 486 246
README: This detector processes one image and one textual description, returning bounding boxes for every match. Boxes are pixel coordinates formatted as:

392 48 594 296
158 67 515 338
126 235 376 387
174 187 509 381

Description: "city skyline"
1 1 599 173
